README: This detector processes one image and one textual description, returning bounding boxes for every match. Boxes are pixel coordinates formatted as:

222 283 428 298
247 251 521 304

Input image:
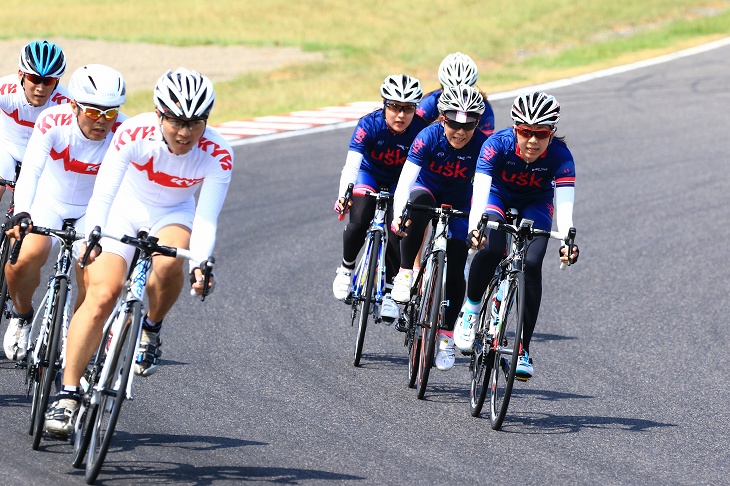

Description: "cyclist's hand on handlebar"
189 268 215 296
77 242 102 266
4 212 32 239
334 197 352 216
467 229 486 250
391 216 410 237
559 243 579 265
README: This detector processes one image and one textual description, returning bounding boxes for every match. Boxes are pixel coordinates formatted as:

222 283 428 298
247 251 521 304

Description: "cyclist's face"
383 100 416 133
19 70 57 107
514 124 553 163
157 111 207 155
441 115 477 150
72 100 119 141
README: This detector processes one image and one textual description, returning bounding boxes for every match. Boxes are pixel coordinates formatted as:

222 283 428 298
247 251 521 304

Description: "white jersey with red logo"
13 103 128 216
86 112 233 266
0 74 71 162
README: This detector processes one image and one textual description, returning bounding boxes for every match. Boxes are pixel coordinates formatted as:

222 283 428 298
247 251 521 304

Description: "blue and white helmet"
511 92 561 126
18 40 66 78
154 68 215 118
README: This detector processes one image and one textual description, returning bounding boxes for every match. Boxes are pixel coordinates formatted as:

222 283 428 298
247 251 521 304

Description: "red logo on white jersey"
114 125 156 151
131 156 204 188
50 147 101 174
198 136 232 170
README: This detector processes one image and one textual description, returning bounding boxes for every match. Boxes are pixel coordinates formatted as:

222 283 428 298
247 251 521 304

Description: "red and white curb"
214 36 730 148
214 101 382 146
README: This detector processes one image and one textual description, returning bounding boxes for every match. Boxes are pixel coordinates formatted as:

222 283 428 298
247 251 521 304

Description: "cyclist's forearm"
554 186 574 237
338 150 363 198
393 160 420 217
468 172 492 231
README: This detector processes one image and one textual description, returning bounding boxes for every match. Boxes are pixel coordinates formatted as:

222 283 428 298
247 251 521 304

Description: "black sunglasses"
444 118 478 131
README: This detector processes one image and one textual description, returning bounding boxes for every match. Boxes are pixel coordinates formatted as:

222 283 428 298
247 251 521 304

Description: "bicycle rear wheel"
353 232 380 367
489 271 525 430
416 252 444 400
31 281 67 449
470 278 499 417
406 290 421 388
85 301 142 484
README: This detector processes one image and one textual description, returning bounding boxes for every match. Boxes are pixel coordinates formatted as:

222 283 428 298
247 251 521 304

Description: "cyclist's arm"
392 159 421 218
554 186 574 238
12 124 53 215
337 150 363 198
468 172 492 232
189 164 231 272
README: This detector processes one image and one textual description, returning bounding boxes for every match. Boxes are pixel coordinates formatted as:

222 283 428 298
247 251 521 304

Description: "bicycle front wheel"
85 301 142 484
470 278 499 417
72 359 103 469
353 232 380 367
489 271 525 430
0 234 12 325
416 252 444 400
31 281 67 450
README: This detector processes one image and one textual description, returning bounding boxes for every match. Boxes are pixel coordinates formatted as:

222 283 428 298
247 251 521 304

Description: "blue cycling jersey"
407 122 489 205
349 109 428 186
416 89 496 136
476 127 575 200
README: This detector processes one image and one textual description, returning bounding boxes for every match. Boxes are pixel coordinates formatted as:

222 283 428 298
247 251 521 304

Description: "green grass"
2 0 729 122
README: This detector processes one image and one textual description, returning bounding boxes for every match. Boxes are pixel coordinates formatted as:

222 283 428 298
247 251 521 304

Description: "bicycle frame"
349 190 391 319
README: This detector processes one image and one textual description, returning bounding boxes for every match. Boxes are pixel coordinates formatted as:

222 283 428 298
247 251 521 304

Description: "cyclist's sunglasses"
385 101 416 114
76 102 120 121
444 118 478 131
514 126 553 140
23 73 58 86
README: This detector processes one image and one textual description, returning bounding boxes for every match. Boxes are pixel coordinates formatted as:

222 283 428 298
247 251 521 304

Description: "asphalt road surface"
1 42 728 485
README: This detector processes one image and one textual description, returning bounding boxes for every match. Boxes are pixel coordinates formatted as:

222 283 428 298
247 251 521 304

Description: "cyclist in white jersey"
0 40 69 201
3 64 127 362
44 68 233 437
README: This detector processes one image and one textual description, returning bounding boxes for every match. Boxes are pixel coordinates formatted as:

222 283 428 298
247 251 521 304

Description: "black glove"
6 211 31 230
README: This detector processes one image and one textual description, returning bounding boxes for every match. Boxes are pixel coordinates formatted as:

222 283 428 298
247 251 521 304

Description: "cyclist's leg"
342 174 378 266
391 189 434 302
146 223 191 322
0 147 17 201
5 233 52 314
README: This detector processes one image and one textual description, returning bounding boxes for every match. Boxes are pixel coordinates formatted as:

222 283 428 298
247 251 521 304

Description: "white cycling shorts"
0 146 17 182
99 195 195 267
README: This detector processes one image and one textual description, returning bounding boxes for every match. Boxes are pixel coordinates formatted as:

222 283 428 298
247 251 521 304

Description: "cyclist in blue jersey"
332 74 426 323
455 91 580 381
390 85 488 371
416 52 495 137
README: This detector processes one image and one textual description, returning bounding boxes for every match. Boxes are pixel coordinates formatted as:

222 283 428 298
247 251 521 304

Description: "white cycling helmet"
68 64 126 107
437 84 485 120
438 52 478 88
154 68 215 118
511 91 561 126
18 40 66 78
380 74 423 104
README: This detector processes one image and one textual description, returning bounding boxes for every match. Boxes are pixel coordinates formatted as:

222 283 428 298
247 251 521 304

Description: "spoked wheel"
86 302 141 484
416 253 444 400
31 283 67 450
489 272 525 430
470 279 499 417
406 300 420 389
72 365 100 469
0 234 11 326
353 232 380 367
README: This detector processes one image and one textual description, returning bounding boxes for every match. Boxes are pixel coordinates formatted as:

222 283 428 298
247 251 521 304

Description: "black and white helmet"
153 68 215 118
18 40 66 78
511 91 561 126
380 74 423 104
438 52 478 88
437 84 485 116
68 64 126 106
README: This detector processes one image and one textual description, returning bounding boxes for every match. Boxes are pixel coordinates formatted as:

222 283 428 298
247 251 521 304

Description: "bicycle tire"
85 300 142 484
489 271 525 430
416 251 444 400
26 293 49 436
353 232 380 367
71 361 102 468
31 279 67 450
0 234 12 325
469 277 499 417
406 270 424 388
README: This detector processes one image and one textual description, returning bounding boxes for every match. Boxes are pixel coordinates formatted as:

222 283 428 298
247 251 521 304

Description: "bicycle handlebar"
485 219 577 270
398 201 468 232
0 178 16 190
9 220 29 265
337 183 354 221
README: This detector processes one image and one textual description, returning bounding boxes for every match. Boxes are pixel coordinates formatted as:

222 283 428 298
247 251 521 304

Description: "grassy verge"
2 0 729 122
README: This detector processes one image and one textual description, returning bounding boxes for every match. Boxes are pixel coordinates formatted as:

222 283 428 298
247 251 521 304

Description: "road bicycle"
469 209 576 429
71 226 214 484
399 202 468 399
15 220 83 449
339 184 394 367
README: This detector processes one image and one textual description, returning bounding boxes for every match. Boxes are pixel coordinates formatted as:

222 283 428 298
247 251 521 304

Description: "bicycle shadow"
0 393 31 409
66 460 365 485
494 411 676 435
531 331 578 343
